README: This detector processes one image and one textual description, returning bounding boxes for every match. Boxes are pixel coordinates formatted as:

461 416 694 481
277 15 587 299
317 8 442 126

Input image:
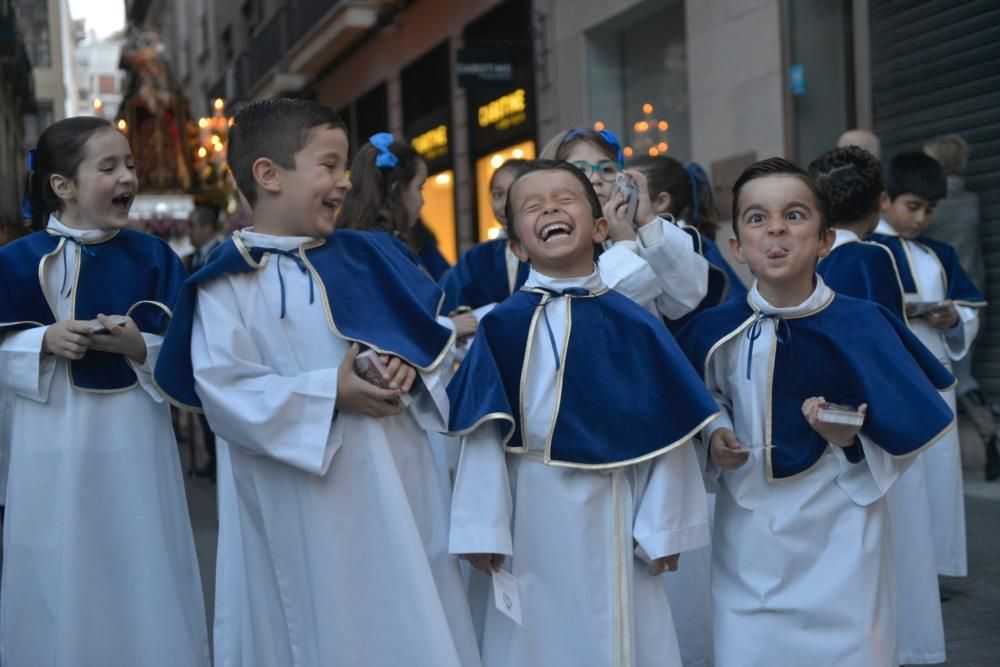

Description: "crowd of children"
0 98 990 667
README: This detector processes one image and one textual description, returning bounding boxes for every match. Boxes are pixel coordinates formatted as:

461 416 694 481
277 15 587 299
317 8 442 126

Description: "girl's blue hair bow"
685 162 713 224
369 132 399 169
565 128 625 168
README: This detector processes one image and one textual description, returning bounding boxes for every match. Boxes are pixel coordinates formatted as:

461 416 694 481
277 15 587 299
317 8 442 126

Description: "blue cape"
0 229 185 392
154 229 455 410
439 238 529 314
676 291 956 480
447 286 719 469
818 240 907 321
869 233 986 307
418 242 451 282
664 226 746 333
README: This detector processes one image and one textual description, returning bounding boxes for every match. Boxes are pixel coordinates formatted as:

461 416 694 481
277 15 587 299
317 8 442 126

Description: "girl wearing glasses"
540 128 712 320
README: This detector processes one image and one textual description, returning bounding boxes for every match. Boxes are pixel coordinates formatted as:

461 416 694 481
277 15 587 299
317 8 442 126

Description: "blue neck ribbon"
255 247 315 319
745 311 791 380
536 287 591 370
50 234 96 297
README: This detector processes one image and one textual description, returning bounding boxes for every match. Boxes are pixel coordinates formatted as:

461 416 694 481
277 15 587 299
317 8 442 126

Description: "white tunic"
836 226 945 664
704 278 911 667
0 218 209 667
191 230 479 667
875 220 976 577
449 267 711 667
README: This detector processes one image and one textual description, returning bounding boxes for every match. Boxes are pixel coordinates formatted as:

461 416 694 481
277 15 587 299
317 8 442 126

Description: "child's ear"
818 227 836 258
49 173 75 203
879 191 891 214
653 191 672 215
252 157 282 196
591 216 609 244
728 233 747 265
508 238 530 264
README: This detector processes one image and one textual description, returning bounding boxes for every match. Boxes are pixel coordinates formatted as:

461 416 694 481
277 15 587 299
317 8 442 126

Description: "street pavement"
182 470 1000 665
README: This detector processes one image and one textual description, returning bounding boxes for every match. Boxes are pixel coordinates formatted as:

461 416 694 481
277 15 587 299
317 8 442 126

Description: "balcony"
208 1 397 104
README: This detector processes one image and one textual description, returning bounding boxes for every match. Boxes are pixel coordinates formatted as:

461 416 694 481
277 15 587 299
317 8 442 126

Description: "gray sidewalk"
183 475 1000 664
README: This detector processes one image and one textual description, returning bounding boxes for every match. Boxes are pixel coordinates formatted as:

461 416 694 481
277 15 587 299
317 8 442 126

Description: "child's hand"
463 553 505 576
925 301 959 330
709 428 749 469
624 169 659 229
649 553 679 576
802 397 867 448
602 193 638 242
41 320 93 360
87 314 147 363
450 313 478 341
336 344 405 418
378 354 417 393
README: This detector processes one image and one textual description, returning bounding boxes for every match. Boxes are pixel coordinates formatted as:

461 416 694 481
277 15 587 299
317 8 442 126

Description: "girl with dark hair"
629 155 748 314
0 117 208 666
439 158 530 314
339 133 475 340
540 128 713 321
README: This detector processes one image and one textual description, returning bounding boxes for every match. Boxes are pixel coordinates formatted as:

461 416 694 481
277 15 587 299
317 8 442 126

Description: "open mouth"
111 193 134 212
321 197 342 211
765 246 789 259
540 222 572 242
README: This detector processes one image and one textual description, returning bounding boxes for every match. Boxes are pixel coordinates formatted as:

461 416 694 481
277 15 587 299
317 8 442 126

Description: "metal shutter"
870 0 1000 398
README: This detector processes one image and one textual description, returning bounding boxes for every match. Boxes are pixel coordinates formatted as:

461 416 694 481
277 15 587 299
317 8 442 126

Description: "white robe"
704 278 913 667
874 220 977 577
835 227 946 664
191 230 480 667
0 218 209 667
449 267 711 667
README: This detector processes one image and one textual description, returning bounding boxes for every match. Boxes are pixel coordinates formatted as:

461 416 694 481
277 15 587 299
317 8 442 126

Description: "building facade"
74 30 126 120
1 0 35 226
140 0 1000 398
17 0 77 144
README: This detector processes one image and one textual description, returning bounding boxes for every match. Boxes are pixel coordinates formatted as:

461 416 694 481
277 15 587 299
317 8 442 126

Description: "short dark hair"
731 157 832 238
190 204 221 230
885 151 946 202
503 159 603 248
808 146 883 225
27 116 115 228
227 98 346 207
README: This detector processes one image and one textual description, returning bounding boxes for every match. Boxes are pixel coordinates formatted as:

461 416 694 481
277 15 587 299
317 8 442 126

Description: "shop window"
423 170 457 264
474 140 536 242
586 0 690 162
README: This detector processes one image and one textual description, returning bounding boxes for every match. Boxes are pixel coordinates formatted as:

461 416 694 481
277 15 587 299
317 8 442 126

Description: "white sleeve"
834 433 914 506
637 218 711 319
126 332 167 402
0 328 58 402
449 421 514 556
944 305 980 360
191 280 342 476
633 442 711 559
597 242 662 316
700 350 735 489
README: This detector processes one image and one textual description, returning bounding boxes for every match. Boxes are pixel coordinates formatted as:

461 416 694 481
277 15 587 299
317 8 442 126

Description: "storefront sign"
412 124 449 161
457 47 515 87
477 88 527 131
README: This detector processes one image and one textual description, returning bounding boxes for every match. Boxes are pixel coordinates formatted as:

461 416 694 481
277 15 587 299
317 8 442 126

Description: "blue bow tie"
250 247 315 319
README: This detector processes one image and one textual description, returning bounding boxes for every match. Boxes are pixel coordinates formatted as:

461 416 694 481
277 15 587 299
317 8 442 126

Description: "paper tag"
492 569 522 625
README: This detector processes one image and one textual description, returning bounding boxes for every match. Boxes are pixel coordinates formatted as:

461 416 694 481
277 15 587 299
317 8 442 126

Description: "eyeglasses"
570 160 619 183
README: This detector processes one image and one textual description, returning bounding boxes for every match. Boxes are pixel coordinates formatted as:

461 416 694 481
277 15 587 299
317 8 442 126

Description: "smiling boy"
676 158 956 667
154 99 480 666
869 152 986 579
446 160 718 667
